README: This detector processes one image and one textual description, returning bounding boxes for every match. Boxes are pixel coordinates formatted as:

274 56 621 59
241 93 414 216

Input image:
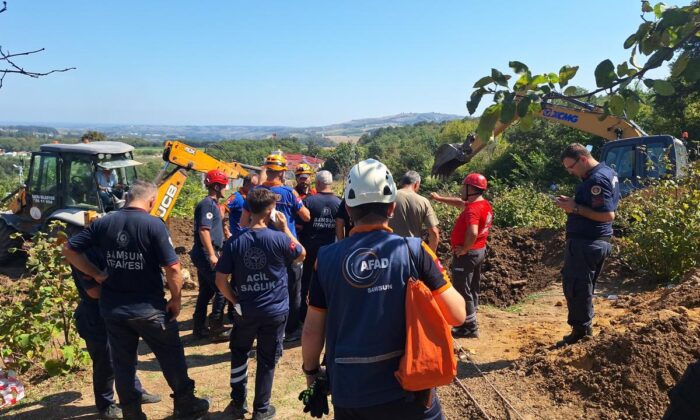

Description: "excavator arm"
151 141 256 220
431 95 647 177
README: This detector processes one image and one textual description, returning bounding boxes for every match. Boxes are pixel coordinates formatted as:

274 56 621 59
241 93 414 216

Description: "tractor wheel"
0 218 22 263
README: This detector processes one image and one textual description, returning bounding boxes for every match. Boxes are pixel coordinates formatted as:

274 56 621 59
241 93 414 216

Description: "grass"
502 293 545 314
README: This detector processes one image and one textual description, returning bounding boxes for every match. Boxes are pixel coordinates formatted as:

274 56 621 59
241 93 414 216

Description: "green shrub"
491 184 566 229
0 221 89 376
170 177 207 219
617 161 700 282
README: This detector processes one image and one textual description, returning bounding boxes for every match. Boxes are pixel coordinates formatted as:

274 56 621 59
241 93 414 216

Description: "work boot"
556 326 593 347
208 313 231 342
192 318 209 339
252 404 276 420
224 400 248 419
141 390 162 404
452 326 479 339
172 392 210 420
120 402 146 420
98 404 123 419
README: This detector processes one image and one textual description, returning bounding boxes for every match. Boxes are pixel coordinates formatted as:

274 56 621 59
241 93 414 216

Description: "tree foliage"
80 131 106 143
467 2 700 142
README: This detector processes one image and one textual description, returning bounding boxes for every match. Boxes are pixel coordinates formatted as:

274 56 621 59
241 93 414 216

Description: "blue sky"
0 1 680 126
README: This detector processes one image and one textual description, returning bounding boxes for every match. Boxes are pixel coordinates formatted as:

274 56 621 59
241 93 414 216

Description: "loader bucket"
431 143 469 178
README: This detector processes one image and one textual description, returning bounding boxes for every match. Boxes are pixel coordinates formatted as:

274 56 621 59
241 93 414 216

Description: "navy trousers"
334 389 444 420
561 238 612 329
75 305 144 410
193 261 226 328
105 310 194 407
229 313 286 413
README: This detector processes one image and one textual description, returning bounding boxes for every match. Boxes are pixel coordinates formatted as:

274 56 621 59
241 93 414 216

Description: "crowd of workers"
60 142 644 419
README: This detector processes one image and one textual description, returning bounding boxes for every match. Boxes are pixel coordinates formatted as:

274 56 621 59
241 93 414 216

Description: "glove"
298 373 329 418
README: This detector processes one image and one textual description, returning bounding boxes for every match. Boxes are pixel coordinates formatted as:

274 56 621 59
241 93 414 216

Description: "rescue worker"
71 249 161 419
226 173 260 239
240 154 311 342
335 198 354 240
302 159 466 419
554 143 619 346
389 170 440 252
662 359 700 419
294 163 317 200
215 188 306 420
63 180 209 420
297 170 341 322
430 173 493 338
190 169 230 341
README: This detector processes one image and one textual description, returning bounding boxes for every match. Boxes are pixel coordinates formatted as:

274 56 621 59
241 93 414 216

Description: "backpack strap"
403 237 419 281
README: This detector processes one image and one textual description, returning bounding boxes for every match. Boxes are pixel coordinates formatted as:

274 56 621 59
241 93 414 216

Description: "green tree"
80 131 106 143
467 2 700 142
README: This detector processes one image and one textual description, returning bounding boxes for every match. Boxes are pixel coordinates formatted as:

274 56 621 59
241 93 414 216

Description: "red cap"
205 169 228 186
463 173 487 190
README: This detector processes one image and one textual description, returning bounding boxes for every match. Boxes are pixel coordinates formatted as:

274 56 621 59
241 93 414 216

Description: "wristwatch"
302 364 320 376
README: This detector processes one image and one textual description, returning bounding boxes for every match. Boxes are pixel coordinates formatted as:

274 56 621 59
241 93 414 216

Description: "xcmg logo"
542 108 579 123
156 184 178 218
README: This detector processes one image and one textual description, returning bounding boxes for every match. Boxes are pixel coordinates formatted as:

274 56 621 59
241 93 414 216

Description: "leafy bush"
491 185 566 229
617 161 700 282
0 221 89 376
170 176 207 219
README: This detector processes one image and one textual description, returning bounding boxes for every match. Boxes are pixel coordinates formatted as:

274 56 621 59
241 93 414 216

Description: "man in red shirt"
431 173 493 338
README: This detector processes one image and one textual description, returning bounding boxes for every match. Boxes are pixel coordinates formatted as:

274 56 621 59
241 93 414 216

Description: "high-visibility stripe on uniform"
230 363 248 384
335 349 404 364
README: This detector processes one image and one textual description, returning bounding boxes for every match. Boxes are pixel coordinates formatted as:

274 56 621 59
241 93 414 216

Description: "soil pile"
166 217 197 289
517 314 700 419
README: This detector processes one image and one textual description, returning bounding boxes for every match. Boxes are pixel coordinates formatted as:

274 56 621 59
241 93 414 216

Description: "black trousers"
561 238 612 329
299 246 320 323
285 263 303 334
229 313 286 413
662 359 700 420
105 310 194 407
193 260 225 330
450 249 486 329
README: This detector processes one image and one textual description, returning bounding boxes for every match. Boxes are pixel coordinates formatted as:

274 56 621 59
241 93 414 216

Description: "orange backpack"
394 240 456 391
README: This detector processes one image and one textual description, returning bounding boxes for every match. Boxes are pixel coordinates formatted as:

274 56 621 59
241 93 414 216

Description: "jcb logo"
157 184 178 218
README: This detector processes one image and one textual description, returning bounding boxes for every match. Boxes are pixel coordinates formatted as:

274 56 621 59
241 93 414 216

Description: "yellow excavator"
432 94 689 195
0 140 258 262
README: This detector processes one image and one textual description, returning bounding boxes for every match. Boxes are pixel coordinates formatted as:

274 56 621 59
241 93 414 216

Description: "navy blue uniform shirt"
192 196 225 261
299 192 341 247
68 207 179 319
567 162 621 239
245 181 304 238
216 227 301 317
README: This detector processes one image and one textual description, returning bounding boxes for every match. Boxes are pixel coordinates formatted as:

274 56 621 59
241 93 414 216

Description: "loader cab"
20 142 141 229
600 135 687 196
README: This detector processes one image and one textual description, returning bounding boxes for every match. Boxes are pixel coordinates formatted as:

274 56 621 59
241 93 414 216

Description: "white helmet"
344 159 397 207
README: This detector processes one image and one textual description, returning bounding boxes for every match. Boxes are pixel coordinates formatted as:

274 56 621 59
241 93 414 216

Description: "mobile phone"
270 209 278 222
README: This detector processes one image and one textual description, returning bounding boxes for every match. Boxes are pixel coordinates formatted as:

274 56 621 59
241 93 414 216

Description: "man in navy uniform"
554 143 620 346
64 180 209 420
190 169 230 341
216 188 306 419
71 248 161 419
240 154 310 342
297 170 340 323
302 159 466 419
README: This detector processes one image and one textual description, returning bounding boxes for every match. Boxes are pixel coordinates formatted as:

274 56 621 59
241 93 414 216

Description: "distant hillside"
3 112 464 142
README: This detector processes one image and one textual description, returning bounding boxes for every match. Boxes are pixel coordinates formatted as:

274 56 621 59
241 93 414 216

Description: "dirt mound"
166 217 197 289
614 268 700 313
517 315 700 419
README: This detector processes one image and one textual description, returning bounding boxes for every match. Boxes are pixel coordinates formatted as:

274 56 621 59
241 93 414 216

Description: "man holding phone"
554 143 620 347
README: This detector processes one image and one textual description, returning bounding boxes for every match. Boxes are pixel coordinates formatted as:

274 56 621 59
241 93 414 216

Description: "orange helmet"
263 154 288 171
463 173 487 190
295 163 314 176
205 169 229 187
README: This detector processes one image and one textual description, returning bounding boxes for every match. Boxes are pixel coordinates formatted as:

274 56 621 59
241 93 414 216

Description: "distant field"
324 135 360 144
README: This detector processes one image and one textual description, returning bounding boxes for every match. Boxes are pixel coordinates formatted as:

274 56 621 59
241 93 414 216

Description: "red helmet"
463 173 487 190
205 169 229 187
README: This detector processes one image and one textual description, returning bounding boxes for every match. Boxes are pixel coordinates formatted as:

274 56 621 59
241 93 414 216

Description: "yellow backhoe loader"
0 140 259 262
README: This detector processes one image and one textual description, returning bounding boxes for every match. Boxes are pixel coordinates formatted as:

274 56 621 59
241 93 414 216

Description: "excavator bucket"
431 143 469 178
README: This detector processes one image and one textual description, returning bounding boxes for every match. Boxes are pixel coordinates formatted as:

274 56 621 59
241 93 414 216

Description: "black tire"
0 218 22 263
